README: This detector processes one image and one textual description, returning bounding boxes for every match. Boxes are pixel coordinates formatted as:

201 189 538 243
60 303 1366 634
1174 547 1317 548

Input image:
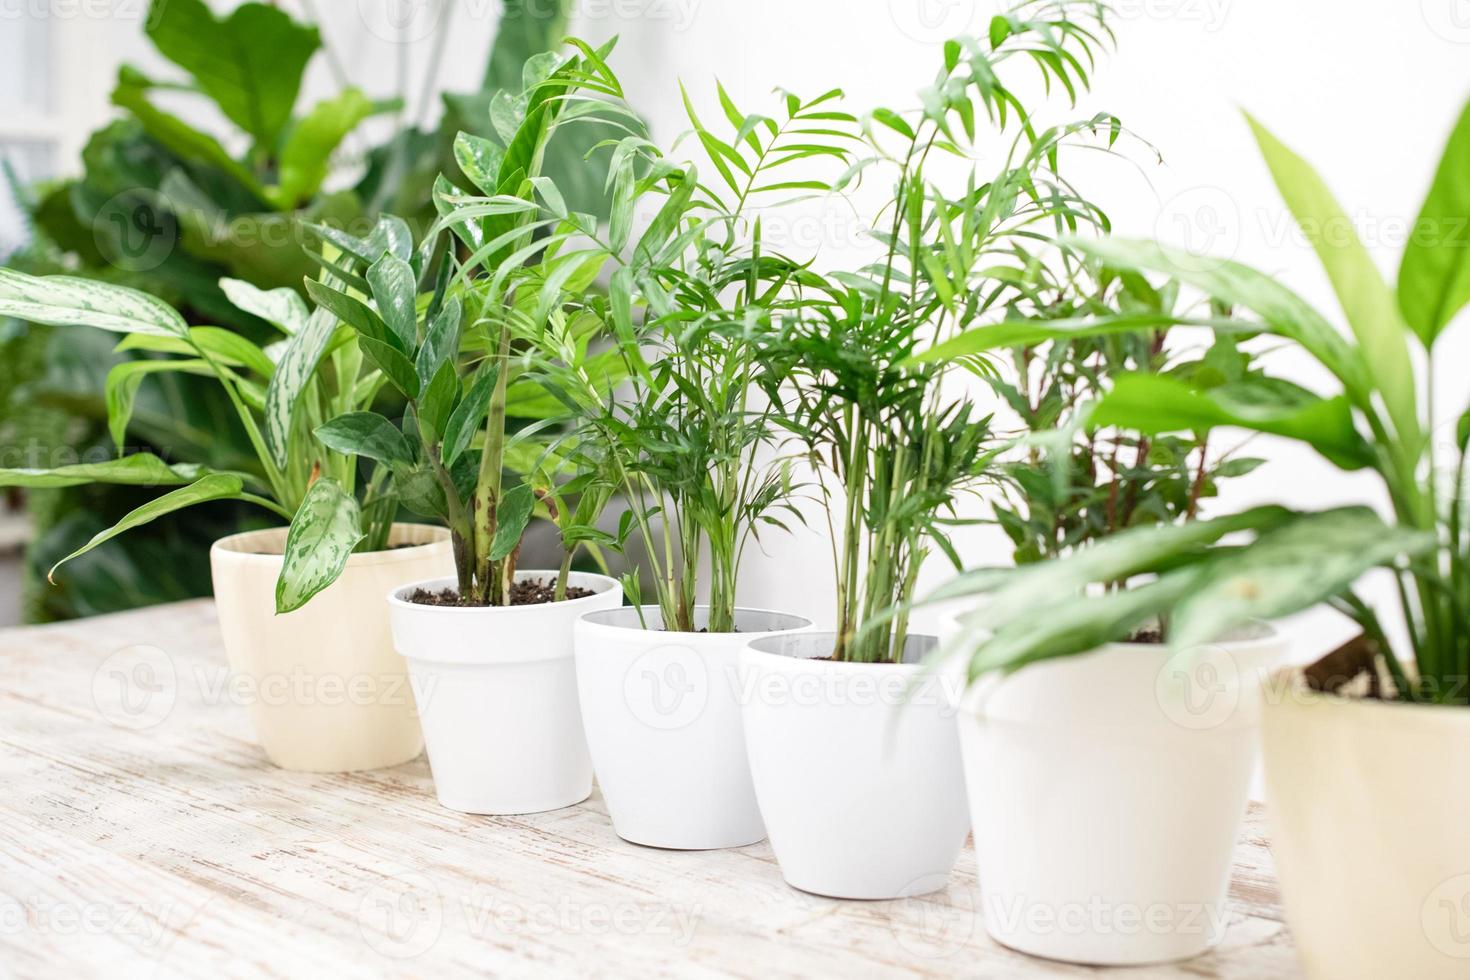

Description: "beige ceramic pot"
210 523 452 772
1262 670 1470 979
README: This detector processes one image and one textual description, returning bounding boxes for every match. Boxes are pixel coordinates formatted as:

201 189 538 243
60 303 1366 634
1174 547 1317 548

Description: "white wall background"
6 0 1467 655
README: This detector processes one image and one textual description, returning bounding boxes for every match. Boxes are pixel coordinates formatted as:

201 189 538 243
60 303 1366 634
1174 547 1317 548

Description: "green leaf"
1169 508 1437 650
441 361 501 467
145 0 320 149
416 295 462 390
1246 113 1419 449
315 412 414 470
264 309 336 469
0 268 187 337
48 473 247 582
274 88 375 206
188 327 275 377
1399 97 1470 347
901 313 1227 365
417 360 459 445
219 278 308 334
105 358 213 452
366 252 419 350
488 483 534 562
304 278 397 350
1092 374 1373 470
358 336 420 400
454 131 507 196
275 478 364 614
0 454 218 489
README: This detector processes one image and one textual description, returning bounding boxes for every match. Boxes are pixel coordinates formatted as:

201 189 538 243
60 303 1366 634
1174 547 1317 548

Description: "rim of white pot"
743 629 938 672
386 570 621 614
212 522 450 568
578 605 811 639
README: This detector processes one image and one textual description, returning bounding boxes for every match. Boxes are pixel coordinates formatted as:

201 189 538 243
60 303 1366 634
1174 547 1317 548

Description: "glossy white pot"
574 606 810 849
210 523 451 772
1263 674 1470 979
957 623 1285 965
386 571 621 815
740 632 969 899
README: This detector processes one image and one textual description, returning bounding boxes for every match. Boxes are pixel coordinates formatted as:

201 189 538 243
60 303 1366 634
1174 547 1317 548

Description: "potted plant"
371 43 634 815
910 265 1297 962
737 0 1121 899
560 67 832 850
0 219 454 772
972 99 1468 977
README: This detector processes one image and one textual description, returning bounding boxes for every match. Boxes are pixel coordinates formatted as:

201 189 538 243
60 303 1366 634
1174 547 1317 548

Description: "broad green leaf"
110 66 266 199
105 358 213 452
901 313 1243 365
264 309 336 469
358 336 420 399
416 296 462 390
145 0 320 149
442 361 501 466
1247 113 1420 449
48 473 246 582
189 328 276 377
0 268 187 337
304 278 397 351
1169 508 1436 650
1399 97 1470 347
314 412 414 470
488 483 534 562
220 278 309 334
417 360 459 445
275 478 363 614
0 454 216 489
397 467 448 519
1092 374 1374 470
454 131 507 196
366 252 418 350
274 88 376 207
1063 237 1370 401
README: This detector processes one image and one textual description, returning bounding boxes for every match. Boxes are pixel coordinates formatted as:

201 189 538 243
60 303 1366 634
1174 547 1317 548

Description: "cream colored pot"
210 523 452 772
1263 675 1470 979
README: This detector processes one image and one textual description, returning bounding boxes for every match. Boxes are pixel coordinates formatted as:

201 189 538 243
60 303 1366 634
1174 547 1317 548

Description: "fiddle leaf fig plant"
930 98 1470 699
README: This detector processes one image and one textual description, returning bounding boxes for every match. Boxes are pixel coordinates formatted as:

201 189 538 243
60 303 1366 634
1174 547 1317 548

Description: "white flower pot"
574 606 811 849
739 631 969 899
386 571 621 815
956 624 1285 965
1262 674 1470 979
210 523 452 773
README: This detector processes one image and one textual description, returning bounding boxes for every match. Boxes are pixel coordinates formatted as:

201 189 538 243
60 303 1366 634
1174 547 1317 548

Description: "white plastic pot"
574 606 811 849
1262 675 1470 979
386 571 621 815
740 631 969 899
210 523 452 772
957 624 1285 965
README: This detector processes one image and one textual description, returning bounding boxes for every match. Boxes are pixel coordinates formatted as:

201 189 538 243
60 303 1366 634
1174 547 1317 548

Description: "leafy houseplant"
736 0 1126 899
3 0 593 621
931 98 1469 976
0 215 455 771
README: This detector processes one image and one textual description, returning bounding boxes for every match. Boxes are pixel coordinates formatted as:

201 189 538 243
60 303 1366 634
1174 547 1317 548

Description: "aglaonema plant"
762 0 1127 663
305 41 636 606
924 99 1470 697
0 215 422 614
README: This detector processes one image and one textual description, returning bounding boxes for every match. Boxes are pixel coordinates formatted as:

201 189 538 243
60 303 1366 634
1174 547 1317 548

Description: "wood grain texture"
0 600 1302 978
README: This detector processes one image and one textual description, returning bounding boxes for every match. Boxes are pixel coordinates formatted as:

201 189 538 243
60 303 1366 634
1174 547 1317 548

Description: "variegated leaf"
275 478 364 614
0 269 187 337
0 453 217 488
220 278 309 334
264 307 335 469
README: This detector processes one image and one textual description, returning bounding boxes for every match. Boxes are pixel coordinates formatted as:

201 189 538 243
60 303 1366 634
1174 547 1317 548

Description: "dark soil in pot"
407 579 594 607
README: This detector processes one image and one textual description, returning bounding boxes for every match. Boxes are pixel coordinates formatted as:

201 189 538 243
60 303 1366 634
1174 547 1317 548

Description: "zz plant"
930 100 1470 697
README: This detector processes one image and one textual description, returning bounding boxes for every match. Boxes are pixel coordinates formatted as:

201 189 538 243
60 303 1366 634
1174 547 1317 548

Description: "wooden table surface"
0 599 1303 978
